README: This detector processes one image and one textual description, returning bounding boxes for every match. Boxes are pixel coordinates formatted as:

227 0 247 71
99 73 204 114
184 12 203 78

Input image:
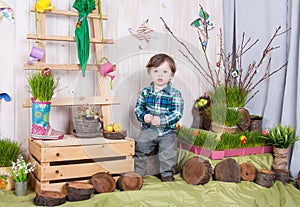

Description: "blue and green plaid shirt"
134 82 184 136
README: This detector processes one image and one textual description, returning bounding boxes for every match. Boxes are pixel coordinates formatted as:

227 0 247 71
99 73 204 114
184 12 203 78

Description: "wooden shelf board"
27 34 114 44
23 96 121 108
23 63 99 71
30 8 108 20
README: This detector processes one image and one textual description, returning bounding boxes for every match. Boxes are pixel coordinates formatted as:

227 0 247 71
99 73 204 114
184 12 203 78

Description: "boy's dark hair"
146 53 176 74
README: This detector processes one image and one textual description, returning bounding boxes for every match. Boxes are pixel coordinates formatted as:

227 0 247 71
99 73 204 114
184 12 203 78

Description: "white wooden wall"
0 0 223 151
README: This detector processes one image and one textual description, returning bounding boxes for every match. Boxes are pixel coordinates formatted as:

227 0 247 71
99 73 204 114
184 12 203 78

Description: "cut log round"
34 190 66 206
146 145 160 176
240 162 256 181
214 158 240 183
66 182 95 201
67 192 91 202
117 172 143 191
273 169 290 184
296 179 300 190
66 182 95 195
182 156 212 185
237 108 251 132
255 169 275 188
91 172 116 193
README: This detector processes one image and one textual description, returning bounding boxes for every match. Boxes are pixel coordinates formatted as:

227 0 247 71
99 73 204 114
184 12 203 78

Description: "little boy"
134 53 184 182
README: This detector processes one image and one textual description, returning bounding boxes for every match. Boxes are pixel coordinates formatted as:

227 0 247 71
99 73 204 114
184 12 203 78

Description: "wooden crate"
28 135 134 193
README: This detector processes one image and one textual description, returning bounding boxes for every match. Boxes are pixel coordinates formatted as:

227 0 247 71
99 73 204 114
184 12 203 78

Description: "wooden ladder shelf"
23 4 116 127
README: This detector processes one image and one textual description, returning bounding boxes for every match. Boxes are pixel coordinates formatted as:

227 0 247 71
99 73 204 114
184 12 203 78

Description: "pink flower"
262 129 268 136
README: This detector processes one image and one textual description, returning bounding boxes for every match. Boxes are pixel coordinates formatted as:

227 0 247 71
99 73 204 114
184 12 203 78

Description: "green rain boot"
31 99 64 139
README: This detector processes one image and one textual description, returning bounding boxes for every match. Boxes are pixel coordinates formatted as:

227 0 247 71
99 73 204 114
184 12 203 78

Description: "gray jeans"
134 129 177 177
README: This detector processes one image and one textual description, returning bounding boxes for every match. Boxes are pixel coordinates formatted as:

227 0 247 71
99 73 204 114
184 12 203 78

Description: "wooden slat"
30 8 108 20
35 157 133 181
27 34 114 44
39 141 134 162
23 63 116 71
23 96 121 107
23 63 99 70
91 5 112 128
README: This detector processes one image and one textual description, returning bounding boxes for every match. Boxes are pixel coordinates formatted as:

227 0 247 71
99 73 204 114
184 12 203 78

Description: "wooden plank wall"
0 0 223 150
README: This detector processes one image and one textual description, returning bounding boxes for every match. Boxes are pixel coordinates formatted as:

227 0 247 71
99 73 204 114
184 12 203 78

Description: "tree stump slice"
214 158 240 183
66 182 95 195
91 172 116 193
255 169 275 188
272 147 289 170
34 190 66 206
237 108 251 132
117 172 143 191
182 156 212 185
296 179 300 190
67 193 91 202
240 162 256 181
146 145 160 176
66 182 95 201
273 169 290 184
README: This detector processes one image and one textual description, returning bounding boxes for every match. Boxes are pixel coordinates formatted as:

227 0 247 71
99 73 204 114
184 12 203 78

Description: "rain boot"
31 98 64 139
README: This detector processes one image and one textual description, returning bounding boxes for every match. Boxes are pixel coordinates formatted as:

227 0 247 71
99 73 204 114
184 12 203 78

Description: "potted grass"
0 138 22 190
206 85 245 133
263 124 300 170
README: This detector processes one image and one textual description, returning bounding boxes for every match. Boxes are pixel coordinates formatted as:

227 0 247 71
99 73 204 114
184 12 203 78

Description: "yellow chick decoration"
35 0 55 13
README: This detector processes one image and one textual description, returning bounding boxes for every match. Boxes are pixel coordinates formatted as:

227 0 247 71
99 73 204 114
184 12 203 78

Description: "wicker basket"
103 131 127 140
211 122 238 134
73 119 102 138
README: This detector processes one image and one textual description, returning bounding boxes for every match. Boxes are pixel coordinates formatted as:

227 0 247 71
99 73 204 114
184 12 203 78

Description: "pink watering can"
28 45 45 65
98 58 115 80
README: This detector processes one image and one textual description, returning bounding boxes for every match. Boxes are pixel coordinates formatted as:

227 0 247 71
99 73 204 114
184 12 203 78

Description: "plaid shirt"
134 82 184 136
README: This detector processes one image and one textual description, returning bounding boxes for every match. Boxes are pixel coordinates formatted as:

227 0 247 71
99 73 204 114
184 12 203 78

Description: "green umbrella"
73 0 95 77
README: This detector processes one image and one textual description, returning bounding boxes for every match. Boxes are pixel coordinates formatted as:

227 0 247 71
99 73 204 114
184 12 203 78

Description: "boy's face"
150 61 173 89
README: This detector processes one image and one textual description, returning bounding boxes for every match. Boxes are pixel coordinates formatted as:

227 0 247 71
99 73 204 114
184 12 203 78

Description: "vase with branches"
160 5 290 132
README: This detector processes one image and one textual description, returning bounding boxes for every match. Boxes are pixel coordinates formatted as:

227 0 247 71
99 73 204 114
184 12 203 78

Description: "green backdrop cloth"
1 151 300 207
73 0 95 77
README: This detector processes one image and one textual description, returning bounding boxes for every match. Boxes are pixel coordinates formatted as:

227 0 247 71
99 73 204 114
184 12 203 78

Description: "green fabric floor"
1 151 300 207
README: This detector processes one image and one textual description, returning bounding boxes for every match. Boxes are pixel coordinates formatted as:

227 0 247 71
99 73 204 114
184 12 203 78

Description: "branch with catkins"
160 10 290 106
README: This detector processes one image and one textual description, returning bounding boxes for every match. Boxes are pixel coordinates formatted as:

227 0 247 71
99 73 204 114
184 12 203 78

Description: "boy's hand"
144 114 153 123
151 116 161 126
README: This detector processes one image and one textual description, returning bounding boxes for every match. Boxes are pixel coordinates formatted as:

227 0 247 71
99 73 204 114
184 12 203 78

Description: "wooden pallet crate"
28 135 134 193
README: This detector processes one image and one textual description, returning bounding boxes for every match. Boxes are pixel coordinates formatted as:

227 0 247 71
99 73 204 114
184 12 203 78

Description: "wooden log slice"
146 145 160 176
214 158 240 183
34 190 66 206
237 108 251 132
117 172 143 191
91 172 116 193
273 169 290 184
66 182 95 195
296 179 300 190
182 156 212 185
240 162 256 181
255 169 275 188
67 192 91 202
